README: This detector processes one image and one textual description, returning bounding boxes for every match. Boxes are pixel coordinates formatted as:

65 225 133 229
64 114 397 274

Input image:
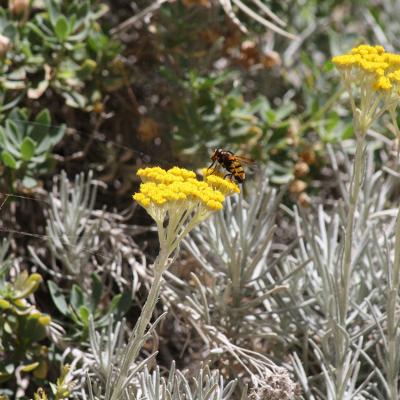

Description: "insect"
208 149 255 183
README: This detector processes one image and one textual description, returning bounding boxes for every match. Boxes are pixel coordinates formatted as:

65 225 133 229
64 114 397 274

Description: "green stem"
110 249 169 400
386 195 400 399
339 126 365 324
335 121 366 399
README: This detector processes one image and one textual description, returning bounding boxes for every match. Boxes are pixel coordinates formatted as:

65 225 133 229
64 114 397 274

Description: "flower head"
133 166 239 255
332 44 400 133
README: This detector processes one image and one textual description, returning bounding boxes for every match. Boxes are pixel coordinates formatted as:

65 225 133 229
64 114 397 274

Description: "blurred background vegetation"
1 0 399 398
1 0 396 194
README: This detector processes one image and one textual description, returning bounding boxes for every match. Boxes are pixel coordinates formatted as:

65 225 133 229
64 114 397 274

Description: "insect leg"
207 160 217 172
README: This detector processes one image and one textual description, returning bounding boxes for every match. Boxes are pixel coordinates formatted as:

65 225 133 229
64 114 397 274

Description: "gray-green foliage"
0 108 65 188
162 178 299 395
152 145 400 399
29 170 101 282
28 142 400 400
17 138 400 400
29 169 146 292
80 317 239 400
285 146 400 399
135 364 238 400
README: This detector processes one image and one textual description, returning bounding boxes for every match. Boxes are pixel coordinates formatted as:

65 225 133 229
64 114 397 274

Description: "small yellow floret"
374 76 392 91
167 166 196 179
388 71 400 82
206 200 223 210
332 54 360 69
351 44 384 56
205 174 240 195
132 193 150 207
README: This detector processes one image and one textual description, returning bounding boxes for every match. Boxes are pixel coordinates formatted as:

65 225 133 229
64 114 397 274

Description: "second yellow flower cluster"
332 44 400 92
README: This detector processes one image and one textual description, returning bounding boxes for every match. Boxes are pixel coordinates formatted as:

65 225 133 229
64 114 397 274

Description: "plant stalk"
335 122 366 399
386 204 400 399
339 126 365 324
110 249 169 400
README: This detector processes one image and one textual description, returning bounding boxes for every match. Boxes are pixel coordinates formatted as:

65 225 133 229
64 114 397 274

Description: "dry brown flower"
289 179 307 194
294 161 310 177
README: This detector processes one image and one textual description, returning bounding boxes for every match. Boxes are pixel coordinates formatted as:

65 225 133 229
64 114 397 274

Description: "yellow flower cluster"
332 44 400 134
133 166 240 254
332 44 400 92
133 166 239 215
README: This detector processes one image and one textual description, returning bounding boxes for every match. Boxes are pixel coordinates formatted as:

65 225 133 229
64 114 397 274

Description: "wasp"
208 149 255 183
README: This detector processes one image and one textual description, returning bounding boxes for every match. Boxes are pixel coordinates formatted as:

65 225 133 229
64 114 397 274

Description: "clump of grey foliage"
29 170 150 293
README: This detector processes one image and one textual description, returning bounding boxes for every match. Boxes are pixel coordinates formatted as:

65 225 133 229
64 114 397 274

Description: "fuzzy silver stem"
339 126 365 323
335 114 366 398
386 204 400 399
110 249 169 400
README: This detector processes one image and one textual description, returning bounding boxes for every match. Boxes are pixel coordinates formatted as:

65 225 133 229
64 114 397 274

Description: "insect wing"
234 155 255 165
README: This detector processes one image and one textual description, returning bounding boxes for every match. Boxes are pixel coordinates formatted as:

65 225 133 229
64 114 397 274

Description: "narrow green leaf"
35 108 51 125
20 362 39 372
0 126 6 147
78 305 90 326
114 291 132 318
341 124 354 140
108 292 132 318
54 16 69 41
90 273 102 311
68 14 76 34
0 90 25 112
70 284 84 310
20 137 36 161
45 0 58 27
48 280 69 316
1 151 17 169
107 293 122 313
31 109 51 145
6 119 22 142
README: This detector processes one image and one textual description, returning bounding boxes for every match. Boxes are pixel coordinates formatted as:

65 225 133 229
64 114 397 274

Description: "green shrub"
48 274 132 341
0 0 123 112
0 108 65 189
0 250 51 385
